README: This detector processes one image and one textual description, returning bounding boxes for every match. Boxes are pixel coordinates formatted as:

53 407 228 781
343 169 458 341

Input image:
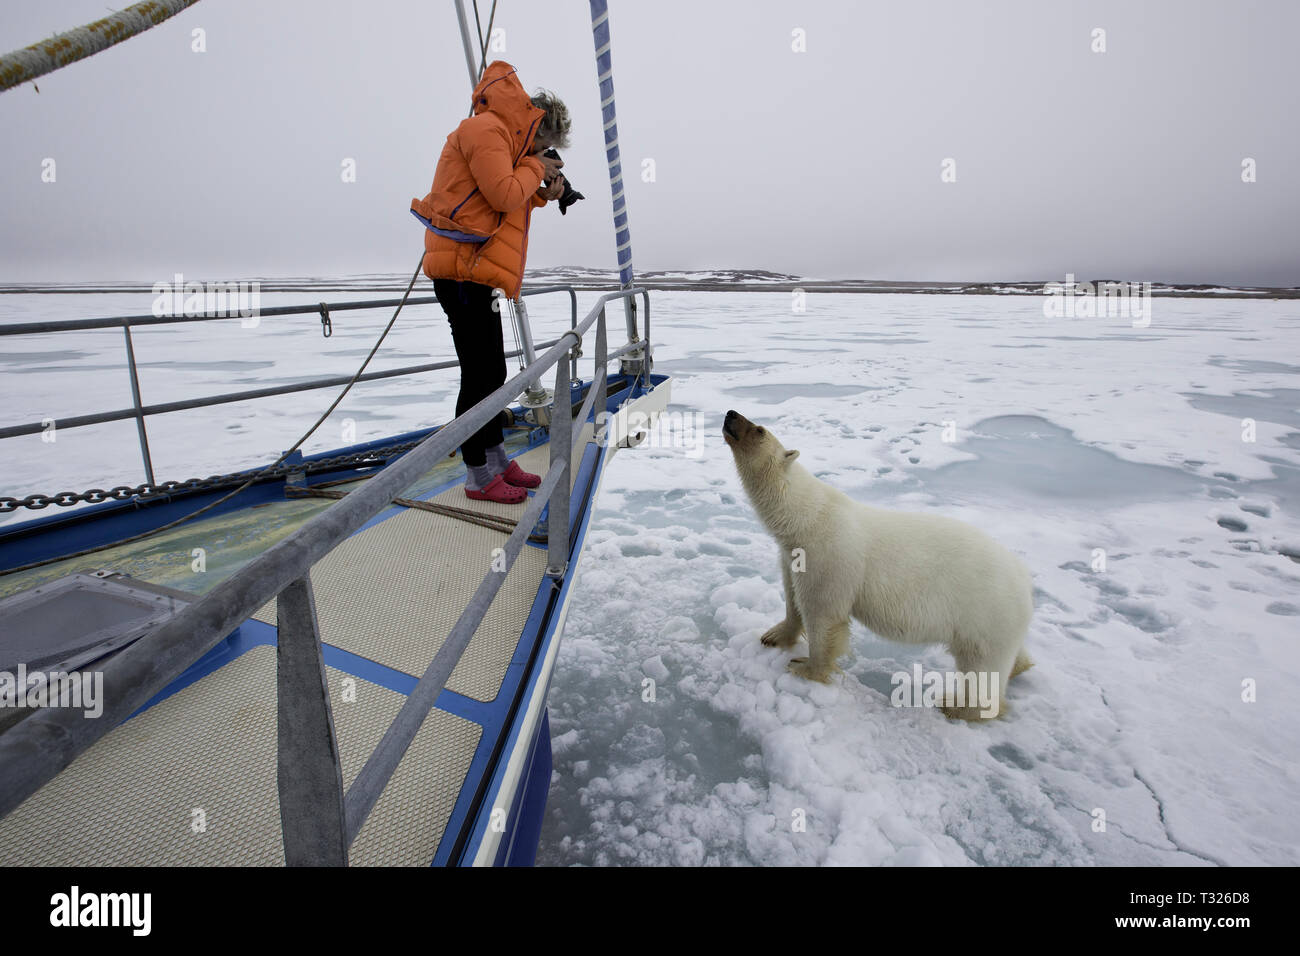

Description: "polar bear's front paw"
939 698 1006 722
760 621 802 648
787 658 835 683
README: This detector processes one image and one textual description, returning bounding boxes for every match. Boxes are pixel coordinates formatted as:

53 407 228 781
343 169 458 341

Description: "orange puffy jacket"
412 61 549 299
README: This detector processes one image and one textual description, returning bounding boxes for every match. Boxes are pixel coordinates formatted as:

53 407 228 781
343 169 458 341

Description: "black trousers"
433 279 506 467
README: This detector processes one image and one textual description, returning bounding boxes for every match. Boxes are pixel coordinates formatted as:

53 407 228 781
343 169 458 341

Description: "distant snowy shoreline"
1 269 1296 300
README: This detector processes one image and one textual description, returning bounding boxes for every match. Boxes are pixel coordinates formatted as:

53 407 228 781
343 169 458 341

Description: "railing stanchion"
276 575 348 866
641 290 651 376
594 309 608 445
546 350 572 579
122 324 156 486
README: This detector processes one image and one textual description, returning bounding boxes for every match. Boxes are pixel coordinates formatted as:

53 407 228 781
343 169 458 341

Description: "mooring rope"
285 483 547 544
0 0 201 94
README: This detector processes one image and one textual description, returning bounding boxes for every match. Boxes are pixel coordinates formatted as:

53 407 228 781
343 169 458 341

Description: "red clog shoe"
501 459 542 488
466 473 527 503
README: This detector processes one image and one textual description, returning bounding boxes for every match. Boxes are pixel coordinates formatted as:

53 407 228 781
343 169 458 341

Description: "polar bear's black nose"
723 410 740 441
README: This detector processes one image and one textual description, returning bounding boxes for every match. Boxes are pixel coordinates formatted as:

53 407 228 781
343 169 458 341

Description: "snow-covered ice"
538 291 1300 867
2 288 1297 866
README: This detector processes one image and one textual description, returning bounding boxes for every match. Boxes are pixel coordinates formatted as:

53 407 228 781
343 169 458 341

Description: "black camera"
541 148 585 215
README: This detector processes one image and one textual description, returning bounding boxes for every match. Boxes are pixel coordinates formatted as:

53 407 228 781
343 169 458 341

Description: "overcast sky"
2 0 1297 285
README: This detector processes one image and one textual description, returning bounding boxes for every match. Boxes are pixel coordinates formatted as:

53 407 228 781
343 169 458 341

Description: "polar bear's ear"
783 449 800 466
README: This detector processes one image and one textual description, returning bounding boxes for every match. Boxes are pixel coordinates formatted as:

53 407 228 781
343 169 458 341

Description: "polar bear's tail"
1010 649 1034 679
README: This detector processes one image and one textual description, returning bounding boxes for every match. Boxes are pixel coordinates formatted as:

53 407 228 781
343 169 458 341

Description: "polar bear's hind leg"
940 639 1018 721
1011 649 1034 679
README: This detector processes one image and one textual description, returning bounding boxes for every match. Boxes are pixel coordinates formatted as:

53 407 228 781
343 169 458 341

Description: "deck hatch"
0 572 190 674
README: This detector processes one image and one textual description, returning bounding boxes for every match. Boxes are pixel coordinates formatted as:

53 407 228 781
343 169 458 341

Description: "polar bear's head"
723 410 799 485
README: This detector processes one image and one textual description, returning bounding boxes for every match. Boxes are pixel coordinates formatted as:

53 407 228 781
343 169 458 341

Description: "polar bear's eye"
755 427 764 436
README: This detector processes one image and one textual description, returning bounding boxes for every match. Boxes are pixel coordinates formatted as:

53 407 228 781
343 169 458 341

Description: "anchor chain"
0 438 424 514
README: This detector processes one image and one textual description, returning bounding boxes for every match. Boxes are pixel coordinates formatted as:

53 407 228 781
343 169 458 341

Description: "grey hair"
530 89 571 151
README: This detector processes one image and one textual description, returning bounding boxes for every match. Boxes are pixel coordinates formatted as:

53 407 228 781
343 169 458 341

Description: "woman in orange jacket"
412 61 570 503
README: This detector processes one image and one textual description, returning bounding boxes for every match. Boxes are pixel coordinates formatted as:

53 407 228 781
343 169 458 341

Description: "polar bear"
723 410 1034 720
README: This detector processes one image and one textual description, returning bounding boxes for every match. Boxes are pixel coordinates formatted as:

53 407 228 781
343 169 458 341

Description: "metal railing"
0 285 653 866
0 285 583 485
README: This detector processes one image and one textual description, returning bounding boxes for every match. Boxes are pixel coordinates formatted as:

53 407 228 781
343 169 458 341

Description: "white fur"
726 415 1034 720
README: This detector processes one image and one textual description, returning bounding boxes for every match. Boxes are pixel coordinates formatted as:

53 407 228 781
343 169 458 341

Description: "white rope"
0 0 201 93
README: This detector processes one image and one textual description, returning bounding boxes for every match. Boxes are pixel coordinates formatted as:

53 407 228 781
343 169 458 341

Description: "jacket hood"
472 60 546 159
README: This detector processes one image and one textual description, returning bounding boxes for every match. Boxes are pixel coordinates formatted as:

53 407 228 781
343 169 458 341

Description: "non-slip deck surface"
251 440 589 702
0 644 480 866
252 505 547 702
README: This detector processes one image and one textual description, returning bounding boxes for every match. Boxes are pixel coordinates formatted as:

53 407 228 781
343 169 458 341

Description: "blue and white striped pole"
589 0 640 344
